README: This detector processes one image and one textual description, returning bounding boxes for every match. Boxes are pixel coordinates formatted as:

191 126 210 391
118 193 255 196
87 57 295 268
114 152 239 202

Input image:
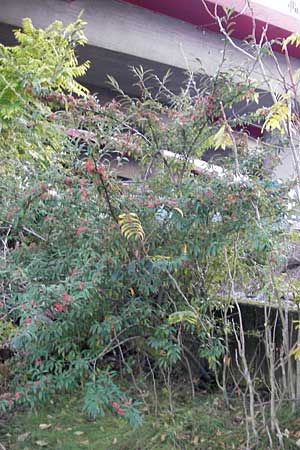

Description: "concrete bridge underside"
0 0 299 100
0 0 298 180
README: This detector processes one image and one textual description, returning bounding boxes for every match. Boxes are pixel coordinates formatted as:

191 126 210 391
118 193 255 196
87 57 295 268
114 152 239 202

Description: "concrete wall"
0 0 299 96
0 0 298 181
273 148 296 181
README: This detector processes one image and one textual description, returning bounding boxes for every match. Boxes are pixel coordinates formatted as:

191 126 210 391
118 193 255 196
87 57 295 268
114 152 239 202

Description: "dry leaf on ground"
36 440 48 447
17 432 30 442
39 424 51 430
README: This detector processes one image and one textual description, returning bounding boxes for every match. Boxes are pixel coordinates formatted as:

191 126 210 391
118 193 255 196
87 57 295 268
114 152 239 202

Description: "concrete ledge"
0 0 298 93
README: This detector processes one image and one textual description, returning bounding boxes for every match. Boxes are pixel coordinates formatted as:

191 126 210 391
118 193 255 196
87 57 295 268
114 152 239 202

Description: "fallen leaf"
74 431 84 436
177 434 186 440
160 434 166 442
66 427 73 431
17 432 30 442
36 440 48 447
113 437 118 445
296 439 300 448
79 441 89 446
39 424 52 430
192 435 199 445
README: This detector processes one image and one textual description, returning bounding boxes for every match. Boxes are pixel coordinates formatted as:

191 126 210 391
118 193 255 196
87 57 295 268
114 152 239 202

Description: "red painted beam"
123 0 300 58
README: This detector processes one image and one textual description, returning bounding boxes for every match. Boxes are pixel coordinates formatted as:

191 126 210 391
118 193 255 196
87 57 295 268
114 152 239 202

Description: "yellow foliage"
168 310 198 325
214 125 232 150
289 344 300 361
118 212 145 241
259 95 290 135
282 33 300 51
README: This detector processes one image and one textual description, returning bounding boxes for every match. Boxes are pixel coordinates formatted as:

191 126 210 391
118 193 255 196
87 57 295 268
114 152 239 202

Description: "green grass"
1 392 300 450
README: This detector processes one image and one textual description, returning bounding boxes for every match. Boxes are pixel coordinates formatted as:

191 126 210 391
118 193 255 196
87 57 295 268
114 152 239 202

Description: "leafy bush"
0 18 292 434
0 17 89 171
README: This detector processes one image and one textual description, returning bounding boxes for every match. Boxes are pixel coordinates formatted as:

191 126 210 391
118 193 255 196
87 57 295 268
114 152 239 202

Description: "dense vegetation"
1 15 300 450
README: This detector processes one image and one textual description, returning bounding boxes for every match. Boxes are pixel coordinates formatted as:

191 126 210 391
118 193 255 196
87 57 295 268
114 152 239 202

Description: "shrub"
0 63 290 426
1 20 296 444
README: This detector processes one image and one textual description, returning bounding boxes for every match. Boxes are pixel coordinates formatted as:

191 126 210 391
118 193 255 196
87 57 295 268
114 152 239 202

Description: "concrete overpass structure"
0 0 299 99
0 0 299 179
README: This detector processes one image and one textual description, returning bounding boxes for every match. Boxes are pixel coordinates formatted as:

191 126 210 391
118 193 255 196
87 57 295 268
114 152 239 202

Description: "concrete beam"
0 21 185 98
0 0 299 95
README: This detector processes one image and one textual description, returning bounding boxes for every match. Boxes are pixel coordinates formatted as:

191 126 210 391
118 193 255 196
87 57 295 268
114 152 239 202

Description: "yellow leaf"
118 212 145 241
289 344 300 360
149 255 172 261
260 95 289 135
214 125 232 150
282 33 300 50
169 310 198 325
128 287 135 297
173 207 184 217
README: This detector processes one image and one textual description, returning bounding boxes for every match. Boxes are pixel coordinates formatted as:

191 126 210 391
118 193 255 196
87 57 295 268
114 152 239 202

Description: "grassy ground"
1 391 300 450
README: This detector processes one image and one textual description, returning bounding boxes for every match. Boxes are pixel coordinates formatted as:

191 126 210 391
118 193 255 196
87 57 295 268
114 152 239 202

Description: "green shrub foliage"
0 22 290 426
